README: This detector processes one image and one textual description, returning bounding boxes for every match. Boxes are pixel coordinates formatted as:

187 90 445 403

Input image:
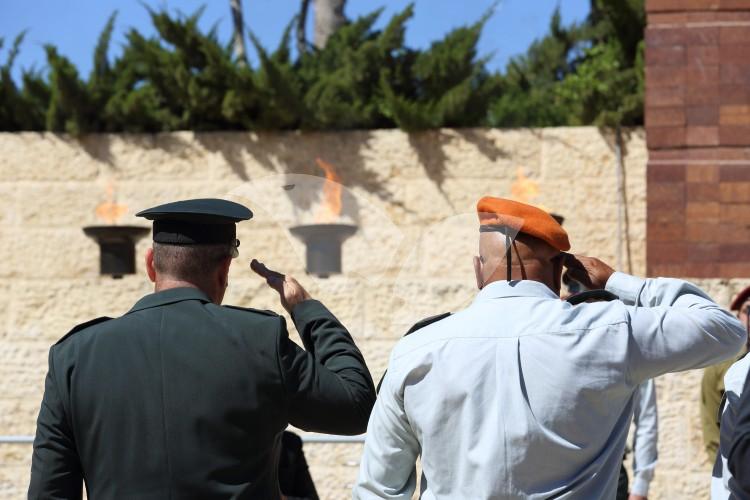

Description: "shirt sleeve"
605 272 746 383
353 364 421 500
630 379 658 497
28 348 83 500
277 300 376 436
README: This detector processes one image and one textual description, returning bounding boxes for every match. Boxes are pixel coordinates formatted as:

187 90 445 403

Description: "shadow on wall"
74 128 513 215
407 128 508 187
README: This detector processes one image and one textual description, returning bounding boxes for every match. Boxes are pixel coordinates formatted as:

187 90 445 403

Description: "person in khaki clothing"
701 286 750 462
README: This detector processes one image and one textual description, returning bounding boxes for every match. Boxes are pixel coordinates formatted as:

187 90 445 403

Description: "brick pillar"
646 0 750 277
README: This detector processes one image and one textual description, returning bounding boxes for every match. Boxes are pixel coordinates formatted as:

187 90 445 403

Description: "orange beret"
477 196 570 252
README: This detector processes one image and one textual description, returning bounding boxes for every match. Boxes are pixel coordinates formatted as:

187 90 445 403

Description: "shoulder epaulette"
55 317 113 345
404 312 452 336
376 312 452 394
223 305 280 317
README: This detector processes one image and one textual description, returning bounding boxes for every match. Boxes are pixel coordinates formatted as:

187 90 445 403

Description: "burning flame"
510 167 550 212
95 182 128 224
510 167 539 203
315 158 342 223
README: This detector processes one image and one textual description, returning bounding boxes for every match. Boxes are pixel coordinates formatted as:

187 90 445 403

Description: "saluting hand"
562 253 615 290
250 259 312 314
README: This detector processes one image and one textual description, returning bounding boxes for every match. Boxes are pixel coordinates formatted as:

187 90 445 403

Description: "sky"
0 0 590 82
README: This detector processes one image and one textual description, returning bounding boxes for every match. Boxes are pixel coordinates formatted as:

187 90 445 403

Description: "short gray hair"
153 242 233 283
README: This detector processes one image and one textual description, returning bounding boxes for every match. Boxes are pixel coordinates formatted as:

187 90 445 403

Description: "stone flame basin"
289 223 357 278
83 225 150 278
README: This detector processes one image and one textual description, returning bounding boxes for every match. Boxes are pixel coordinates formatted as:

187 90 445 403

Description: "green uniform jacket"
28 287 376 500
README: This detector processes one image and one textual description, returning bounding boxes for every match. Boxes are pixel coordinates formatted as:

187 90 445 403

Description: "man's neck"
155 279 219 303
485 267 553 287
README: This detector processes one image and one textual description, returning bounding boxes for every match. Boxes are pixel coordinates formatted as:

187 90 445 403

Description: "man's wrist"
630 475 651 497
290 298 321 320
605 272 646 305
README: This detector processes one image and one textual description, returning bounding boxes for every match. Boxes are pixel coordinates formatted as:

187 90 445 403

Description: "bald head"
474 231 564 294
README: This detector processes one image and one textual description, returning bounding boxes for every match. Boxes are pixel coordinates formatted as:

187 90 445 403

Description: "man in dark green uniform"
28 198 376 500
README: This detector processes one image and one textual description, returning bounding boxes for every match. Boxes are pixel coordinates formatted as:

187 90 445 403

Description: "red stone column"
646 0 750 277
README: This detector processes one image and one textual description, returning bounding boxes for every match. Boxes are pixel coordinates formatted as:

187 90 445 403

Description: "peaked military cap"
136 198 252 247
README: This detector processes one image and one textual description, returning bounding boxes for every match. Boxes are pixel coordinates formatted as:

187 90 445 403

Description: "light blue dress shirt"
354 272 745 500
630 379 657 497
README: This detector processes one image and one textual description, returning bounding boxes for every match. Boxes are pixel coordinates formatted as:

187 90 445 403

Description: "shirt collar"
127 287 212 314
473 279 560 303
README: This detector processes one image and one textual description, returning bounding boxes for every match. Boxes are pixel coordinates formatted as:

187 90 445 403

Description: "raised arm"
28 349 83 500
606 272 746 382
251 259 376 434
565 254 745 382
280 301 376 434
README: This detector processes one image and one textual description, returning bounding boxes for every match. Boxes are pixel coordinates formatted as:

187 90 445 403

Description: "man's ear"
218 256 232 289
145 247 156 283
551 253 564 295
473 255 484 290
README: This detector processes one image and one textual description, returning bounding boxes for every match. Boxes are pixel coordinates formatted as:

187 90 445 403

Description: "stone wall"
0 128 725 498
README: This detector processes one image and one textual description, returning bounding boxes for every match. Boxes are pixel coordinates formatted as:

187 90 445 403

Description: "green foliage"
571 0 645 127
380 6 502 130
489 9 587 127
0 1 645 132
0 32 49 130
489 0 645 128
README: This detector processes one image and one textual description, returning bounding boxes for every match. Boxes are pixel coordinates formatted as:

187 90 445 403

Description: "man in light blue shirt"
354 197 745 500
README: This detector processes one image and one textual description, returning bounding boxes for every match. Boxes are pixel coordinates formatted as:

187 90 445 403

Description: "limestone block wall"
0 127 722 499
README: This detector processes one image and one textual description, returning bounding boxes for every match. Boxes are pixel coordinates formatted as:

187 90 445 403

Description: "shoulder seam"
55 316 113 345
223 304 279 317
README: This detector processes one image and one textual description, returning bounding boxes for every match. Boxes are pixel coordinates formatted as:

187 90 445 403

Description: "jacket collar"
473 279 560 303
127 287 212 314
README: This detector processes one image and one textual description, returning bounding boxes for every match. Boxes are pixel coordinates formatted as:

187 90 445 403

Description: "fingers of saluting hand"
561 252 583 270
250 259 285 287
561 253 588 281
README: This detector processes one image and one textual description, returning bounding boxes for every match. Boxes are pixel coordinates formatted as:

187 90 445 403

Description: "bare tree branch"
297 0 311 56
313 0 346 49
230 0 247 66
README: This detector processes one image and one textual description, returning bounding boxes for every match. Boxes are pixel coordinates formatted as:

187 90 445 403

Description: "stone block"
721 26 750 45
647 66 687 87
0 133 100 182
646 86 686 108
646 107 686 127
646 27 687 46
720 125 750 145
686 106 719 126
686 126 720 146
720 84 750 105
648 164 686 182
687 163 720 182
646 126 686 148
686 84 720 106
688 45 720 66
